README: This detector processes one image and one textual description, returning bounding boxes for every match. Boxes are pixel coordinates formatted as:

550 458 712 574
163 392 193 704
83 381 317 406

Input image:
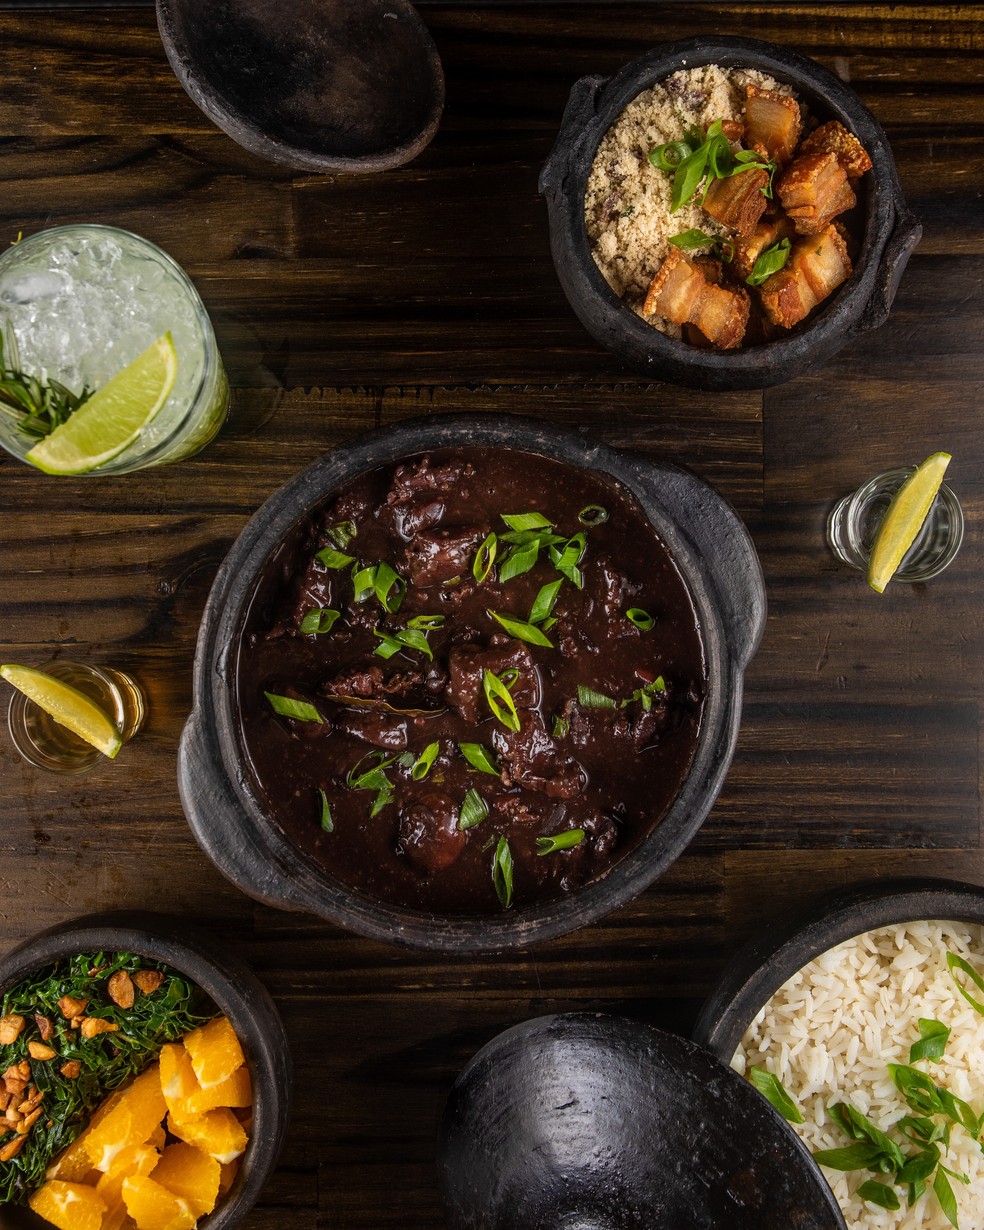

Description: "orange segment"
152 1142 221 1218
47 1090 126 1180
86 1066 166 1172
159 1043 199 1117
28 1179 107 1230
167 1107 248 1164
184 1063 252 1118
122 1174 196 1230
182 1016 245 1090
96 1140 161 1207
100 1202 134 1230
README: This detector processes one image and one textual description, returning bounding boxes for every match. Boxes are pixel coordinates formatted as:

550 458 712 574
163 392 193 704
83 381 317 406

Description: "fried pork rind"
777 151 856 235
758 224 852 329
799 119 873 179
703 165 770 237
744 83 802 164
732 213 794 281
643 247 750 349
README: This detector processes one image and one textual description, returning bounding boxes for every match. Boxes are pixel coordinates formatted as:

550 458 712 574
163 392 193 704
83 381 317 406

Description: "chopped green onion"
373 561 405 613
346 751 397 817
746 238 792 287
648 138 694 171
577 684 616 710
483 668 521 732
473 532 497 583
501 512 553 532
622 677 667 712
373 625 434 661
407 614 446 631
578 504 608 526
326 520 357 549
487 609 554 648
300 608 341 635
535 829 585 855
550 533 586 589
492 836 514 908
529 579 563 625
910 1019 950 1064
264 692 323 723
317 788 334 833
459 742 500 776
499 539 540 583
352 564 377 603
934 1169 959 1227
316 547 355 570
552 714 570 739
947 951 984 1014
625 608 654 630
410 741 441 781
668 228 718 251
372 630 404 660
749 1068 804 1124
857 1181 901 1211
458 787 489 830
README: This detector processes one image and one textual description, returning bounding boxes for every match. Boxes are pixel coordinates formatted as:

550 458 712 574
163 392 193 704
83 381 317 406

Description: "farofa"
584 64 797 326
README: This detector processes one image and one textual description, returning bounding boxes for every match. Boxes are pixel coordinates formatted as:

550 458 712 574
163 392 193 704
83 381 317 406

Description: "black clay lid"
438 1013 846 1230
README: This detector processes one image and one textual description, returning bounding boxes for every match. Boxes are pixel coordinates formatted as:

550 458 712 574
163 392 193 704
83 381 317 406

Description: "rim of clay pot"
693 877 984 1062
437 1012 846 1229
156 0 445 173
0 911 290 1230
539 35 922 390
179 414 766 951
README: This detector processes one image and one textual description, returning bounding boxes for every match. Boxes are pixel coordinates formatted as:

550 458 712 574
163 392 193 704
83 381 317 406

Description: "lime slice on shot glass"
0 664 123 757
25 332 178 475
866 451 952 594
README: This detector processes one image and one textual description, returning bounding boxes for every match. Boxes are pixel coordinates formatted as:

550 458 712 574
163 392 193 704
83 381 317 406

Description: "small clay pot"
0 912 290 1230
437 1012 846 1230
539 35 921 390
693 877 984 1061
156 0 444 173
179 414 766 952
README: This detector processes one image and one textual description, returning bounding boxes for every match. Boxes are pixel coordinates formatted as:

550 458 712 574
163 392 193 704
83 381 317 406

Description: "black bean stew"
234 448 706 915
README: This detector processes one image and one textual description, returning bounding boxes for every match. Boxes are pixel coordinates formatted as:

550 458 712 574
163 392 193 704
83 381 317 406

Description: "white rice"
733 922 984 1230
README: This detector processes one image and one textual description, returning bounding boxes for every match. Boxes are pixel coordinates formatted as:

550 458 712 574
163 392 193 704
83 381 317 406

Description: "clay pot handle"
538 74 607 197
858 198 922 334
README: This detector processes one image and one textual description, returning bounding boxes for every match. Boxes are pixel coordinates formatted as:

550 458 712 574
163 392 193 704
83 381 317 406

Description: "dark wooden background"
0 4 982 1226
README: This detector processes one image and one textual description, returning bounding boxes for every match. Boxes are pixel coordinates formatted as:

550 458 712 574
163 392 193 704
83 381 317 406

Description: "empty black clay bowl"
156 0 445 173
178 413 766 952
0 912 290 1230
539 35 921 390
437 1013 846 1230
693 876 984 1062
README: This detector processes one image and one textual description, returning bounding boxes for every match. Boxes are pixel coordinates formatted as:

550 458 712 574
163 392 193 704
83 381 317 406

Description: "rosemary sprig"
0 332 92 440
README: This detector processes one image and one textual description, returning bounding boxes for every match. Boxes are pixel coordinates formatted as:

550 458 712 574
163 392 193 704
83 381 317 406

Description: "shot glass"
7 660 145 775
827 467 964 582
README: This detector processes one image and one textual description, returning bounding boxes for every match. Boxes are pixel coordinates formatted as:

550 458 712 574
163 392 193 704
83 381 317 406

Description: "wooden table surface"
1 4 982 1227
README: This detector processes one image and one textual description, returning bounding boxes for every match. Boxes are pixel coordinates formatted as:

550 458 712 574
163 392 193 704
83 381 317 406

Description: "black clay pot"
156 0 444 173
437 1012 846 1230
179 414 765 951
539 36 921 390
0 912 290 1230
693 877 984 1063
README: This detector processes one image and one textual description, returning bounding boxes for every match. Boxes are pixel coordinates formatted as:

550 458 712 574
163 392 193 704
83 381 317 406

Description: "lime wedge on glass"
867 452 951 593
0 664 123 757
25 332 178 475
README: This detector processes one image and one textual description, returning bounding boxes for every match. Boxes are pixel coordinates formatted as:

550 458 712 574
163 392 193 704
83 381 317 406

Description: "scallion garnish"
550 533 586 589
483 668 521 732
346 750 397 816
552 714 570 739
535 829 585 855
326 520 357 550
373 615 442 661
578 504 609 526
748 1068 805 1124
373 561 406 613
947 951 984 1014
857 1181 901 1211
459 742 500 776
487 609 554 648
316 547 355 570
529 579 563 625
910 1018 950 1064
410 741 441 781
458 787 489 831
622 677 667 712
625 608 654 631
300 608 341 635
317 788 334 833
498 538 541 583
649 119 776 213
407 614 446 631
501 512 553 532
473 532 497 583
746 238 792 287
264 692 323 723
492 836 514 908
577 684 616 710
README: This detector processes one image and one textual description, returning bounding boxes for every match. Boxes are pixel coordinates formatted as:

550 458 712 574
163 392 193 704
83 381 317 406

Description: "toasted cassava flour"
584 64 797 320
733 921 984 1230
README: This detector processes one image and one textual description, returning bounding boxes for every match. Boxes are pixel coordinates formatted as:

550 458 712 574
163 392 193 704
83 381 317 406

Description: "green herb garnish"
910 1018 951 1064
578 504 608 526
746 238 792 287
668 229 735 263
492 836 514 908
264 692 323 723
0 331 93 441
410 741 441 781
300 608 341 635
458 788 489 831
748 1067 805 1124
625 608 654 631
535 829 585 855
317 788 334 832
459 743 500 776
857 1181 901 1210
487 609 554 649
576 684 616 710
473 533 497 583
316 547 355 570
373 616 441 661
346 750 399 816
501 512 553 532
529 579 563 626
649 119 776 213
947 952 984 1015
550 533 586 589
326 520 357 550
483 668 521 732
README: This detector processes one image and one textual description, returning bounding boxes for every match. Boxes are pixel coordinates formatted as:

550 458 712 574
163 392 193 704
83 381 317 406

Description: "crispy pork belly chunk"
777 152 856 235
644 247 750 349
759 224 852 329
732 214 794 281
398 791 466 874
703 165 770 237
799 120 872 179
743 83 802 165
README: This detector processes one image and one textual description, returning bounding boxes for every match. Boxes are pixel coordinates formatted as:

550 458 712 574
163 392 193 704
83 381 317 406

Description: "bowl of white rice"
693 879 984 1230
539 35 920 390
